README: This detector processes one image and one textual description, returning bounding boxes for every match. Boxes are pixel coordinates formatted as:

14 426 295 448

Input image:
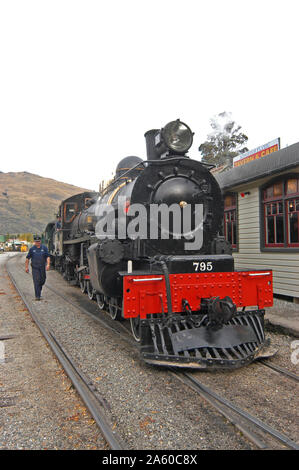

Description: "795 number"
193 261 213 272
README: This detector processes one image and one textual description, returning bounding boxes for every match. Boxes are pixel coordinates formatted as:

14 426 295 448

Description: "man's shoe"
35 297 41 301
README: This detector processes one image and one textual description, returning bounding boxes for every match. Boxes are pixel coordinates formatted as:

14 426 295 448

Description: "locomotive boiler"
45 119 275 369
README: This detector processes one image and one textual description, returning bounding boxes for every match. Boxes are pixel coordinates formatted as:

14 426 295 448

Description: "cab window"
64 202 77 223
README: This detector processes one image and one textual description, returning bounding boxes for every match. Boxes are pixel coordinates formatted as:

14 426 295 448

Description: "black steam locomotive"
45 120 274 369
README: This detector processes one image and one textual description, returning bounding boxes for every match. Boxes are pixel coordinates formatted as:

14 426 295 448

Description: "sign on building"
233 138 280 167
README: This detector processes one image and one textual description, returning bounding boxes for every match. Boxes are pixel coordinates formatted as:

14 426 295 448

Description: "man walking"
25 236 50 300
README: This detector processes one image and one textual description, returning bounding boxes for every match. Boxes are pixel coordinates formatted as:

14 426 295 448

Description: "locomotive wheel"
108 297 122 321
96 294 105 310
79 274 86 293
130 317 141 342
87 281 94 300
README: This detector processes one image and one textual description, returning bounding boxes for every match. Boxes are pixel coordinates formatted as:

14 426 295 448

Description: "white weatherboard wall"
232 178 299 299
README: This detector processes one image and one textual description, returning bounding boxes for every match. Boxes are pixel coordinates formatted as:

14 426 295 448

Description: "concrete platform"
265 298 299 337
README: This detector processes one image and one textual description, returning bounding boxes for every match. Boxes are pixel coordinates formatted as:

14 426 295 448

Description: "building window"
287 199 299 245
224 194 237 249
262 176 299 248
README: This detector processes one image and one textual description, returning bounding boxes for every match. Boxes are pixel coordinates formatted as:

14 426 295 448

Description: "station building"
215 141 299 302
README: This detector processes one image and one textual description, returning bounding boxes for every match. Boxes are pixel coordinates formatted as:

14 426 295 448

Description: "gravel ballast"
0 254 107 450
2 253 298 450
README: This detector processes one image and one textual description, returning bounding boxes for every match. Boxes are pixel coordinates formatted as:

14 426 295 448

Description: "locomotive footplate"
139 311 276 369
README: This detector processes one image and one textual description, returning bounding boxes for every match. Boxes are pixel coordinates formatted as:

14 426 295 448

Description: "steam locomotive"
44 120 274 369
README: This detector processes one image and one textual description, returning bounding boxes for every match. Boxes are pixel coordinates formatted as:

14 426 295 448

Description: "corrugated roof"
215 141 299 190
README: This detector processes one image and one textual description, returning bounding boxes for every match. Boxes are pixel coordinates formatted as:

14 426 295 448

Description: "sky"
0 0 298 191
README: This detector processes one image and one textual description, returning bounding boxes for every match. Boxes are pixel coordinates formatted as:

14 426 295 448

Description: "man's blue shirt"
26 244 49 268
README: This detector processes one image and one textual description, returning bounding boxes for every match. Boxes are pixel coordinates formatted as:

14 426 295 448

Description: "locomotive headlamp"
155 119 194 157
163 120 193 153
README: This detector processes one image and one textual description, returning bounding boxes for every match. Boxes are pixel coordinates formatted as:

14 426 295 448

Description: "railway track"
5 256 126 450
49 279 299 384
6 254 299 450
11 254 299 384
48 266 299 382
46 276 299 386
173 372 299 450
259 360 299 383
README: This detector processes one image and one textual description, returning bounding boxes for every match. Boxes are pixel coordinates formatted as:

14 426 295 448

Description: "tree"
198 111 249 167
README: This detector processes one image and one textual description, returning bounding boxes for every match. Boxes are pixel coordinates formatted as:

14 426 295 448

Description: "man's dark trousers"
32 266 46 299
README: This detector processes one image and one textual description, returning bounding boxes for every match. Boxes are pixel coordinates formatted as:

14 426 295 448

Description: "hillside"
0 171 93 234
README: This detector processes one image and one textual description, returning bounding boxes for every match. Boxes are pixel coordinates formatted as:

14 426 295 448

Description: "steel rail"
9 254 299 450
47 275 299 385
44 269 299 450
9 256 136 346
5 257 126 450
43 279 299 387
179 372 299 450
259 360 299 383
13 256 299 384
171 371 268 449
44 280 299 449
45 283 136 347
8 257 265 449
